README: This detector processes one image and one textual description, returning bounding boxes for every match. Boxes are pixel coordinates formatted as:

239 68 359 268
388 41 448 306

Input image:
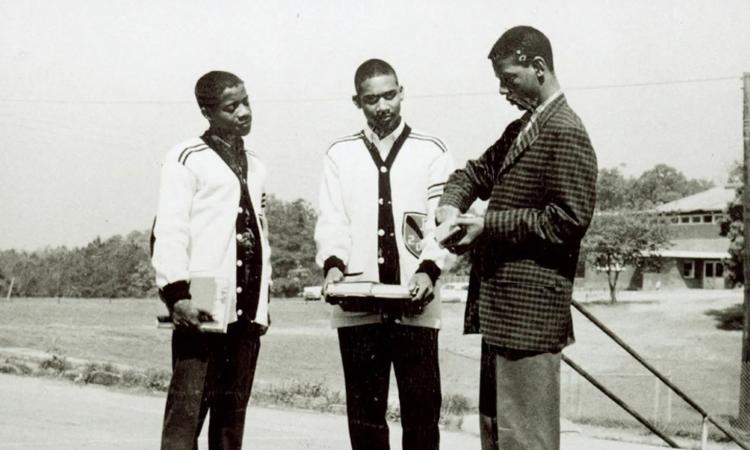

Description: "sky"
1 0 749 250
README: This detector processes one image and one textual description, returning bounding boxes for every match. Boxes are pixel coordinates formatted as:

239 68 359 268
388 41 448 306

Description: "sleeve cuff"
323 256 346 277
159 280 191 308
416 260 442 285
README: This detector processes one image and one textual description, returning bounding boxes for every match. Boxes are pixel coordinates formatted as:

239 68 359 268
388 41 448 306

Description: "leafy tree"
720 161 744 286
596 167 632 211
580 212 672 302
727 160 744 185
627 164 713 210
264 195 320 296
0 196 322 299
594 164 712 211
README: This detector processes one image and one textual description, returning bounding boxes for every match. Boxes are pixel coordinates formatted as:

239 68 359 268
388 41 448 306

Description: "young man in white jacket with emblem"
151 70 271 450
315 59 454 450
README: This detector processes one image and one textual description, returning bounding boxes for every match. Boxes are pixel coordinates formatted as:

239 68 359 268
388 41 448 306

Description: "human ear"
200 107 213 123
351 95 362 109
532 57 547 77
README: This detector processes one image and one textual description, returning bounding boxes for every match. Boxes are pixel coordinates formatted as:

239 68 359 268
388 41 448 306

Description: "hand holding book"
435 213 482 253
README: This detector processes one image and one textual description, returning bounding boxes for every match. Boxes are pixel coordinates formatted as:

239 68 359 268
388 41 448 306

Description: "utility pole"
740 72 750 430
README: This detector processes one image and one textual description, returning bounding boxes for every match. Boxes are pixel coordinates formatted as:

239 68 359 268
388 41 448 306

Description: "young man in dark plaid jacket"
437 26 597 450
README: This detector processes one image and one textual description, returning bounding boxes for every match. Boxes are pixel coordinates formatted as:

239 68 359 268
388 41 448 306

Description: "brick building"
577 186 735 290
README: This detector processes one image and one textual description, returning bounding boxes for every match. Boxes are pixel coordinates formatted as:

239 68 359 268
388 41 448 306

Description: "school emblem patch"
402 212 427 258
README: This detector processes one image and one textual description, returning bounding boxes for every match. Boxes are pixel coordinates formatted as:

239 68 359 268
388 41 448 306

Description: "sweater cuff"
159 280 191 308
323 256 346 277
416 260 442 285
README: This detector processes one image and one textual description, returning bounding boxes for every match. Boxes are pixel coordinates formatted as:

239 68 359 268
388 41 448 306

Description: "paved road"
0 373 703 449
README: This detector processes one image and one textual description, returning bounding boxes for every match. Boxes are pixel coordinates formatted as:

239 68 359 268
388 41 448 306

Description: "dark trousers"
161 321 262 450
338 323 441 450
479 340 561 450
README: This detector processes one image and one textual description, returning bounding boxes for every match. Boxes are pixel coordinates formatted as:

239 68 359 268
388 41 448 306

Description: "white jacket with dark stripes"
315 126 455 329
152 137 271 326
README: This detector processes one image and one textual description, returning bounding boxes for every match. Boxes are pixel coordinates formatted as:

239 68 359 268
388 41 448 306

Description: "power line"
0 75 741 105
567 75 740 91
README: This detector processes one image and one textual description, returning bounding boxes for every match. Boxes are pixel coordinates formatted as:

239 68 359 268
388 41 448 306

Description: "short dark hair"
194 71 243 111
354 59 398 94
488 26 554 73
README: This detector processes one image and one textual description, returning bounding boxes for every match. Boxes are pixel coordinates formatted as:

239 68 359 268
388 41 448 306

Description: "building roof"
655 186 736 214
644 249 729 259
641 238 730 259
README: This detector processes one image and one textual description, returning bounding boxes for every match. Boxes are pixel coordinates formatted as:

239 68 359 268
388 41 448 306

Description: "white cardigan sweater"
315 126 454 329
152 137 271 326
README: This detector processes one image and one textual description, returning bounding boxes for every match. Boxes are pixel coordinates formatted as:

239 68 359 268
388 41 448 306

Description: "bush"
442 393 472 417
121 369 147 387
40 354 70 373
271 277 304 298
77 362 121 386
706 303 743 330
143 368 171 391
253 380 344 412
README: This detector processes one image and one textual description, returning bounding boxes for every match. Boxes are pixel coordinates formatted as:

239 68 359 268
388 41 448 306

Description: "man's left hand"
446 215 485 254
406 272 434 316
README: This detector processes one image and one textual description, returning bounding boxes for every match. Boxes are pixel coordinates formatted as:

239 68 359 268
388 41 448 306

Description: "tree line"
0 195 322 299
0 164 723 299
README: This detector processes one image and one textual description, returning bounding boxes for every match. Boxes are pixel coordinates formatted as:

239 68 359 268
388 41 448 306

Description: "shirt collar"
532 90 563 118
364 118 405 147
204 129 244 155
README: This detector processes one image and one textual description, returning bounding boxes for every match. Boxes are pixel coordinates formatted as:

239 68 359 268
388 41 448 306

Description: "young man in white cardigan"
315 59 454 450
151 70 271 450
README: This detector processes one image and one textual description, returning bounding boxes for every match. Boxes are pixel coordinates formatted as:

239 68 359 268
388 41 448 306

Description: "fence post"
575 374 583 419
666 372 672 423
5 277 14 302
653 377 661 422
701 416 709 450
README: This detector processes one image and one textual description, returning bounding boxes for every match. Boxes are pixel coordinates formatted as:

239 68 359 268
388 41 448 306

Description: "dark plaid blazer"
440 95 597 352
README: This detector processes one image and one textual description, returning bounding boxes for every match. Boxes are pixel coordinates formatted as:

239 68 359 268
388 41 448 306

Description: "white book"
325 282 411 299
157 277 233 333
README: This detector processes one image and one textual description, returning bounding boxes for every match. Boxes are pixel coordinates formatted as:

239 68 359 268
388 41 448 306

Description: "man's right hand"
323 267 344 295
172 299 201 330
323 267 344 291
435 205 460 225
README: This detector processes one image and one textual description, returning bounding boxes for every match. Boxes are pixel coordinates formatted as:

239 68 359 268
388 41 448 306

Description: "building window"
691 216 701 223
705 261 724 278
682 261 694 278
671 216 679 224
680 216 690 224
703 215 713 223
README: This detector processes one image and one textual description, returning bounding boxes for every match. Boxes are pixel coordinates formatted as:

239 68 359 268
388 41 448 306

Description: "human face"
492 56 541 111
355 74 403 138
203 84 252 137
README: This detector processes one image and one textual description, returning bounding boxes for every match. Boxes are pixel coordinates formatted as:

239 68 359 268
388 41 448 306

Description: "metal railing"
568 299 750 450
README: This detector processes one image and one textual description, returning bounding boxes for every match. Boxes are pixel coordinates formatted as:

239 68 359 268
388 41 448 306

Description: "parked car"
302 285 323 301
439 282 469 303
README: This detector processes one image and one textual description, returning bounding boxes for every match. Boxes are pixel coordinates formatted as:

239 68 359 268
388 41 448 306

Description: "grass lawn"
0 290 745 440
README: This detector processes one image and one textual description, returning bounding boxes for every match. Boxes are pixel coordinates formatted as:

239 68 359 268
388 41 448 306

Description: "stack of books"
325 282 412 313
